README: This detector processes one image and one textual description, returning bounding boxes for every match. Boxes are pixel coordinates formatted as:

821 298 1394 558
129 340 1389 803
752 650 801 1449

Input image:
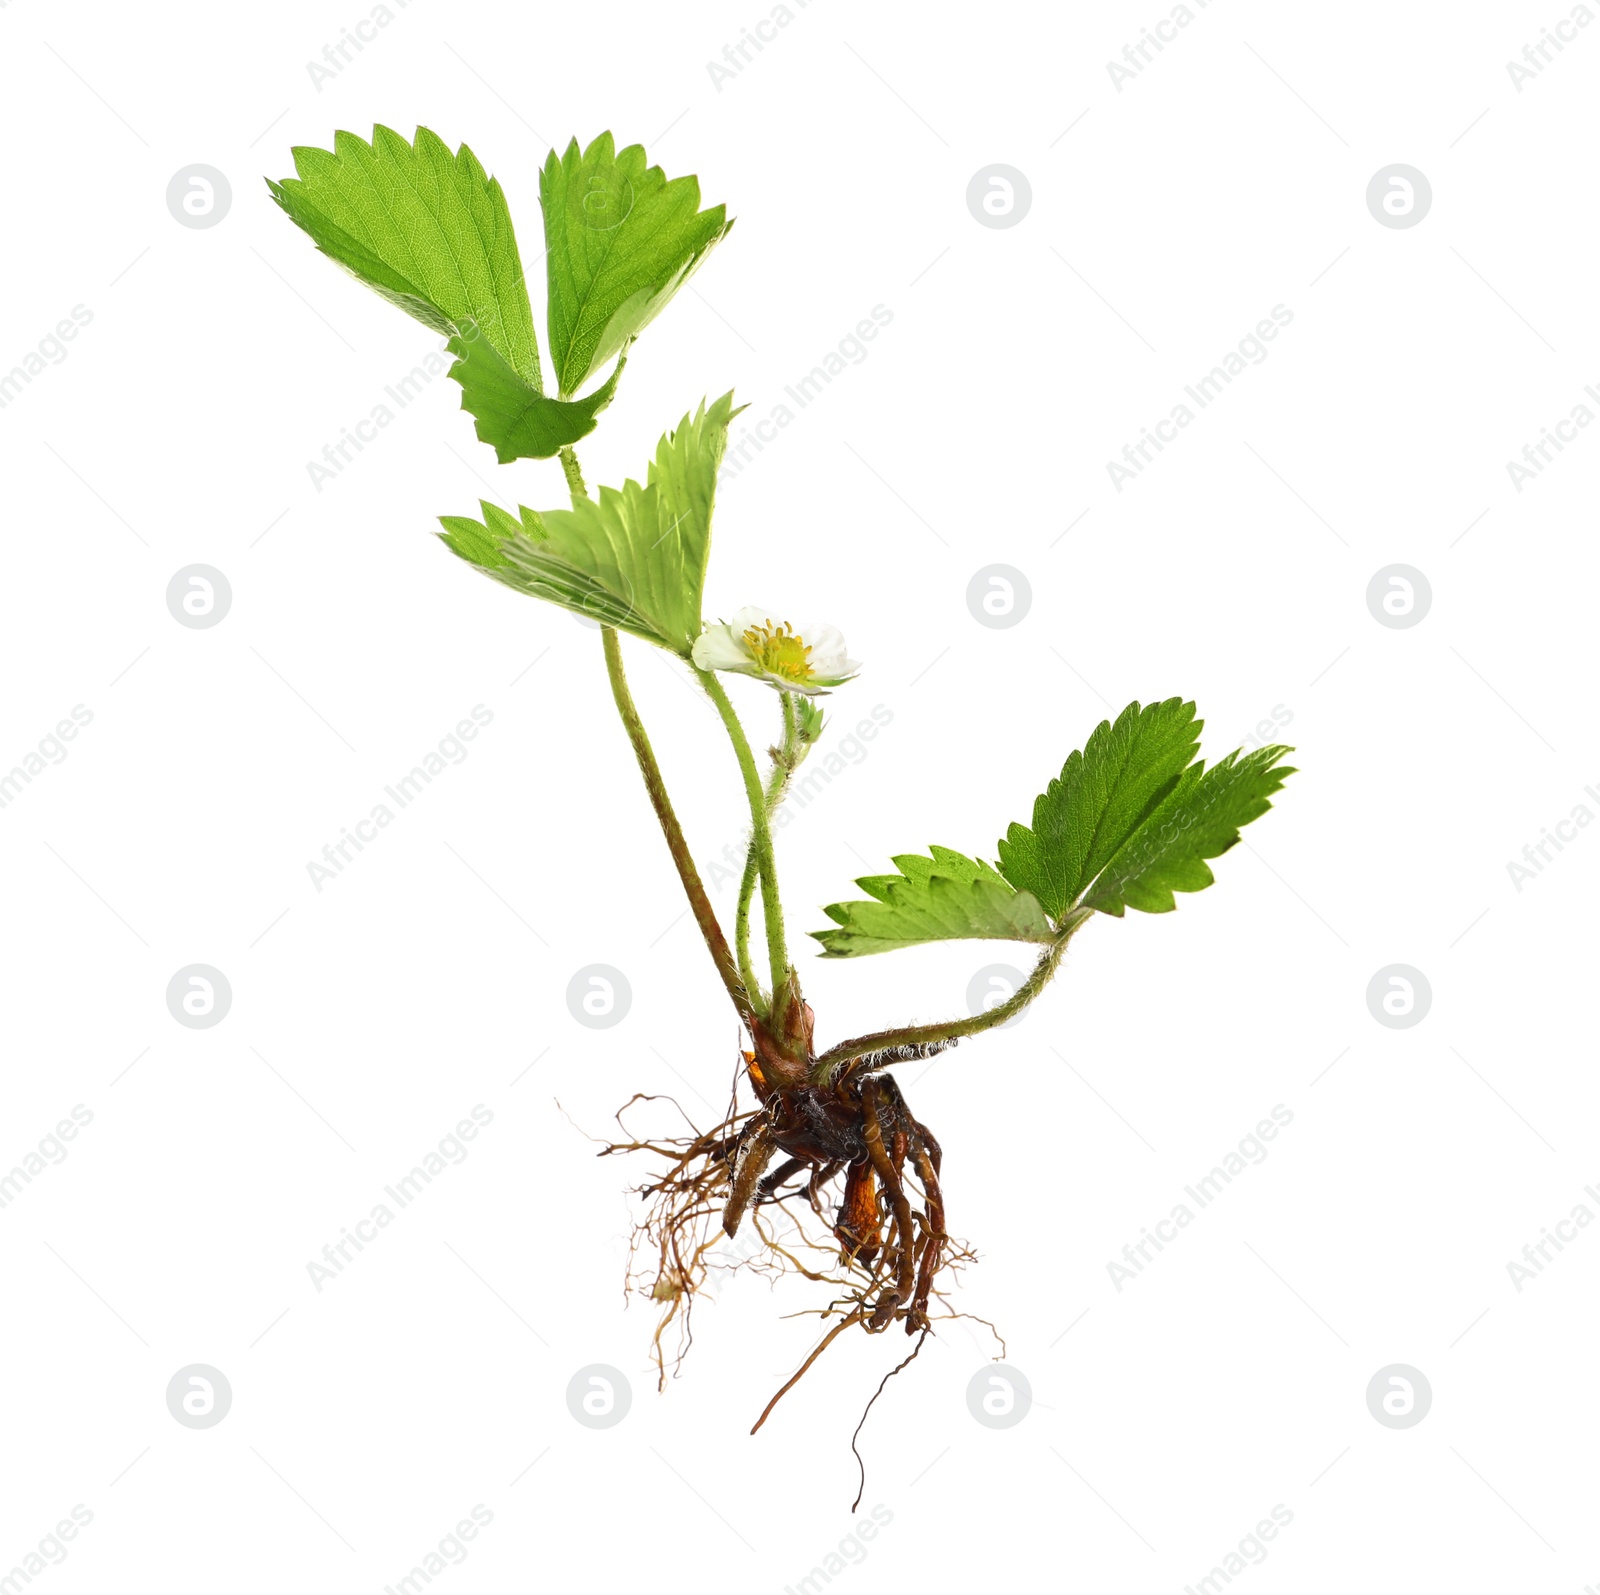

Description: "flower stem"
736 695 800 1009
809 909 1094 1082
601 625 751 1026
696 669 790 1008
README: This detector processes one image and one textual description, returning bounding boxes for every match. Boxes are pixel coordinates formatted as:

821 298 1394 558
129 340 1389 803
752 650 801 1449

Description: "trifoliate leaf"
269 126 625 461
1082 746 1296 916
998 699 1202 918
437 392 740 654
541 132 732 397
812 847 1056 958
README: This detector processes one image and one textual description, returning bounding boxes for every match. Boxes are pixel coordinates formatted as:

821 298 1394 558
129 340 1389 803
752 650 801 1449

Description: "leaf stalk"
811 907 1094 1082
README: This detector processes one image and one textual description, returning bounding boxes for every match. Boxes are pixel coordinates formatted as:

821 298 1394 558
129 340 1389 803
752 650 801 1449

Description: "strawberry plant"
269 125 1295 1464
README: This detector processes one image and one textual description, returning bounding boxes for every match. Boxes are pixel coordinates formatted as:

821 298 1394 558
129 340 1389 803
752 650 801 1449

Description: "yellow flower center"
742 620 813 682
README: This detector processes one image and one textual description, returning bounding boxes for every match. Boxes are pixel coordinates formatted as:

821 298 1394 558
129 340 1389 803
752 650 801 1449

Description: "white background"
2 1 1597 1590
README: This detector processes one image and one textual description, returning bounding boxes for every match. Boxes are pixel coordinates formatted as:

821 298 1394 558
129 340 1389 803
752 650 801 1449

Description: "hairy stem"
811 909 1094 1081
557 445 586 499
736 695 801 1009
601 626 751 1026
696 669 791 1008
733 869 763 1014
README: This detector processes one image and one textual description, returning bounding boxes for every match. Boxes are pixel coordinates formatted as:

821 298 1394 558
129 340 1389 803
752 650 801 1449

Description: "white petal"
801 622 846 655
729 605 783 632
691 624 756 674
810 657 861 685
804 631 856 678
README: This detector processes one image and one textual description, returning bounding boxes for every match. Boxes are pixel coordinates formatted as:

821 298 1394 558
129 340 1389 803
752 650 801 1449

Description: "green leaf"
270 125 629 462
437 499 517 570
541 132 732 397
437 392 740 654
812 847 1056 958
268 126 540 381
447 330 624 462
1082 746 1296 916
998 699 1202 918
439 499 662 641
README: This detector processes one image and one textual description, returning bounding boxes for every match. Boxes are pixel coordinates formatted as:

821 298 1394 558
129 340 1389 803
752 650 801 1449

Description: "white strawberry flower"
692 606 860 696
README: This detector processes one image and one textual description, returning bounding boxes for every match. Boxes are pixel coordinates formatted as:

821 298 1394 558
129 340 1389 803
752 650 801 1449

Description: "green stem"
558 446 586 499
735 695 801 1009
601 626 750 1026
734 844 764 1014
810 908 1094 1082
696 669 790 1005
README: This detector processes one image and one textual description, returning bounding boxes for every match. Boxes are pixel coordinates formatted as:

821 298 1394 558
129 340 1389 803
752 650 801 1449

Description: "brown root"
588 1066 985 1409
850 1329 930 1512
